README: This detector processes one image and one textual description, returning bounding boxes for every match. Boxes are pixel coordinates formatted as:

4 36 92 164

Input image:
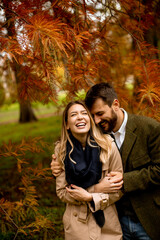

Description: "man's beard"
99 109 117 133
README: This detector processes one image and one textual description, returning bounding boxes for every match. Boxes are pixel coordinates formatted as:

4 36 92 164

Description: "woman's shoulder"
102 134 113 142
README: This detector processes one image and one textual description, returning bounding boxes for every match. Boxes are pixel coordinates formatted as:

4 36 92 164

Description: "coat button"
73 212 77 217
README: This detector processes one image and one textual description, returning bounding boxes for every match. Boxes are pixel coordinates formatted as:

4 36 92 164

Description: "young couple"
52 83 160 240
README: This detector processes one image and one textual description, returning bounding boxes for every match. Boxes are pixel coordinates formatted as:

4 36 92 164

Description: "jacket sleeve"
56 170 82 205
123 122 160 193
88 141 123 212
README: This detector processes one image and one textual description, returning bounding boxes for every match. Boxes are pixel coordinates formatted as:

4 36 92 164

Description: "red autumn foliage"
0 0 160 238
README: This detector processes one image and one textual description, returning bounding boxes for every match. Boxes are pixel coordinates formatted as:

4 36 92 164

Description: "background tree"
0 0 159 122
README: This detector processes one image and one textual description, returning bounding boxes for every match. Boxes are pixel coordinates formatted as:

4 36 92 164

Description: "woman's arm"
56 171 81 205
56 170 93 205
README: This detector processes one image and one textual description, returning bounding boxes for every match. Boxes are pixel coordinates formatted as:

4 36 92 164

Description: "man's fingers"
52 154 57 160
51 165 60 169
113 180 123 185
109 177 123 183
110 185 122 189
51 161 60 168
109 188 122 192
52 168 61 173
109 171 118 176
108 180 123 191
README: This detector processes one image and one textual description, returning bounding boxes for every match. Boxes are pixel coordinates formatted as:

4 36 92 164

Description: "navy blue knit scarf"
64 134 105 227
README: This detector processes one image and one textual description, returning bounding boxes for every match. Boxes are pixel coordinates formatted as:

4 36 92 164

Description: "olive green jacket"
121 113 160 240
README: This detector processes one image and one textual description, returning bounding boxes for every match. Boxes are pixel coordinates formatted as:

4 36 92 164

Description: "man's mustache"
99 120 109 127
98 120 110 133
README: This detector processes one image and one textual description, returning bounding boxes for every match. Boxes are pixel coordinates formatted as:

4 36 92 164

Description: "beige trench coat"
56 139 123 240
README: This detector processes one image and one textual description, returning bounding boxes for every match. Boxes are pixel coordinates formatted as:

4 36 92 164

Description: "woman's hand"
66 185 93 202
94 172 123 193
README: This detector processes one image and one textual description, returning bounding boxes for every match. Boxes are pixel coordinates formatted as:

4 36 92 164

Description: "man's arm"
123 120 160 193
106 120 160 193
94 139 124 193
94 172 123 193
87 141 124 210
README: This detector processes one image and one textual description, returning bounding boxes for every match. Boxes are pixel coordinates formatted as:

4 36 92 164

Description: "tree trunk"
19 101 37 123
13 61 38 123
143 0 160 59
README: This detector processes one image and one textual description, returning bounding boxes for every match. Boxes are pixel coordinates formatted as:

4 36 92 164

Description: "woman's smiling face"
66 104 91 139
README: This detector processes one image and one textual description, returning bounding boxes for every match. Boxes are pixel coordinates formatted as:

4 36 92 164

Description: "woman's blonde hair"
54 100 112 166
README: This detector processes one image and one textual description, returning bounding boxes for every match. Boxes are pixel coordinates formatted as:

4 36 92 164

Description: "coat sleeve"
88 141 123 212
56 170 82 205
123 122 160 193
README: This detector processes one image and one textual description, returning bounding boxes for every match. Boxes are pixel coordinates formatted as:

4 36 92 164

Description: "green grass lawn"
0 115 62 145
0 110 65 240
0 102 58 124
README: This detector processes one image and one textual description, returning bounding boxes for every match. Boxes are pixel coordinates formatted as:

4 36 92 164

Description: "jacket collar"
121 113 137 171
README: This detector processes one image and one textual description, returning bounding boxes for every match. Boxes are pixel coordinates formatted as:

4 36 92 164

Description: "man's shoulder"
128 113 159 124
126 113 160 133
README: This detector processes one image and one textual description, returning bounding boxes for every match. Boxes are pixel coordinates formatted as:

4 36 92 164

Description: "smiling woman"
66 104 90 147
53 100 123 240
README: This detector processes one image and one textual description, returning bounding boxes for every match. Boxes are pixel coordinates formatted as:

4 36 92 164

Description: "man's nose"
94 115 101 124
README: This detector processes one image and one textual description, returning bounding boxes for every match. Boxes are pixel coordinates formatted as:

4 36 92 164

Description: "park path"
0 111 62 125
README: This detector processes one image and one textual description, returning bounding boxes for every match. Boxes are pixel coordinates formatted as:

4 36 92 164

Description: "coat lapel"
121 114 137 171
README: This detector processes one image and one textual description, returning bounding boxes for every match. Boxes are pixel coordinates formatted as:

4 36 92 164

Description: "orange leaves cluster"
0 137 47 159
1 0 95 102
25 12 74 58
1 0 160 119
136 59 160 118
0 137 54 237
0 196 55 237
139 81 160 105
24 215 55 234
16 65 54 103
0 36 24 64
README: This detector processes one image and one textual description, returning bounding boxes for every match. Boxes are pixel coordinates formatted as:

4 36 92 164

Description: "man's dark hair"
85 82 117 109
